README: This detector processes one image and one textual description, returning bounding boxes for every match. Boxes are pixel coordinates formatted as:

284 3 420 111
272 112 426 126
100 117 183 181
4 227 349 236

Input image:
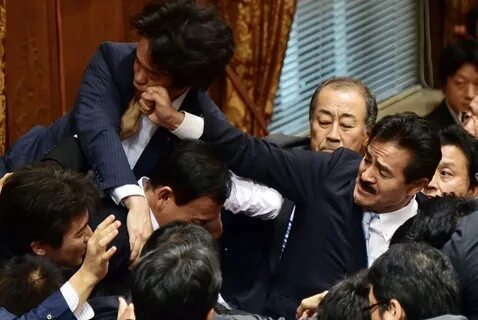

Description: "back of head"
141 221 216 257
316 270 370 320
439 125 478 189
440 38 478 85
149 140 231 206
0 164 99 255
131 0 234 89
309 77 378 129
368 242 461 319
369 112 441 183
397 196 478 248
132 240 222 320
0 255 65 315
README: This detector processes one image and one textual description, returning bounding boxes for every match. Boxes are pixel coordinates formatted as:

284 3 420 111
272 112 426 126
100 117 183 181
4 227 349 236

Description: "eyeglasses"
362 301 387 312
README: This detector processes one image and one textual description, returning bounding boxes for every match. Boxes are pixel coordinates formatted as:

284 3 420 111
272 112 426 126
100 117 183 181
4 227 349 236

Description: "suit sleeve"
73 43 137 191
442 214 478 318
199 93 330 205
9 291 76 320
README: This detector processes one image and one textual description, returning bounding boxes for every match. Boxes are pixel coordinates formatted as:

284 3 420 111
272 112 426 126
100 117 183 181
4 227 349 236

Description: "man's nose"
326 122 341 143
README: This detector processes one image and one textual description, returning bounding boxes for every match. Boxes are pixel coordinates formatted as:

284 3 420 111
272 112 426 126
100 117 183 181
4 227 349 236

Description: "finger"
141 91 165 106
129 236 141 263
102 245 117 261
125 303 135 320
296 306 304 319
118 297 127 320
138 98 154 113
99 227 119 247
96 215 116 233
145 86 168 95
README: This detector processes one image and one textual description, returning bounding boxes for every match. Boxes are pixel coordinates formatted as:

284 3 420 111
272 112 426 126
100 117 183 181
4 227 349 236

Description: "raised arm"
141 86 332 204
8 215 121 320
73 42 137 191
73 43 151 263
225 172 284 220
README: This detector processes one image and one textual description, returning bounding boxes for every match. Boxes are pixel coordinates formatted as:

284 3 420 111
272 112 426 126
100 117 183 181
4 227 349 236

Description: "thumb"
117 297 128 320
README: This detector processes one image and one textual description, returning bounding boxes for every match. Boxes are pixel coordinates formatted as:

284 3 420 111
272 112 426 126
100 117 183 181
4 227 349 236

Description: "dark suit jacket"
1 42 204 189
425 100 457 132
442 211 478 320
199 99 367 319
0 291 75 320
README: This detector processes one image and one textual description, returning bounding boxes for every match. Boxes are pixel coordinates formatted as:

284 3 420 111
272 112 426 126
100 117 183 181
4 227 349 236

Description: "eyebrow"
376 159 393 176
439 160 457 168
318 109 358 120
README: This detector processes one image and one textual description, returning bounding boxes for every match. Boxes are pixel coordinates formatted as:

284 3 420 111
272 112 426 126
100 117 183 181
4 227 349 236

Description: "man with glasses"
367 243 464 320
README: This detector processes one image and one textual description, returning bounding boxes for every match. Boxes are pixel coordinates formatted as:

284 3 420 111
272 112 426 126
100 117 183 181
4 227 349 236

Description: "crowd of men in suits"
1 1 478 320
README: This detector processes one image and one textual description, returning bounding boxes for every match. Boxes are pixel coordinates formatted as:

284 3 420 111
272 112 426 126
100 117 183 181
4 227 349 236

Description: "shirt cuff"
110 184 145 206
60 282 95 320
171 111 204 139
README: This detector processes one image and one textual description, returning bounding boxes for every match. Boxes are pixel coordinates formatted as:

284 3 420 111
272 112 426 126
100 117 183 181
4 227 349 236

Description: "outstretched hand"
124 195 152 269
80 214 121 283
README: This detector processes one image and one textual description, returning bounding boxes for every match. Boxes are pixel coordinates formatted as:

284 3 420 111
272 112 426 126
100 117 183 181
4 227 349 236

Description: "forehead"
440 144 469 166
451 63 478 81
368 140 412 172
64 211 89 236
314 86 367 119
183 196 222 221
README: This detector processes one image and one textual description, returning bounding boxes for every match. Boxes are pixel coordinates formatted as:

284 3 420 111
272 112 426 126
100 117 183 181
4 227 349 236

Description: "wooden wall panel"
60 0 130 110
5 0 61 146
5 0 146 148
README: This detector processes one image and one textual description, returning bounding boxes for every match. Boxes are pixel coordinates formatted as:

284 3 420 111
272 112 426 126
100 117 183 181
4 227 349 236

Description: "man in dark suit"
0 0 234 263
392 196 478 319
221 77 379 313
152 91 441 318
425 39 478 131
0 204 120 320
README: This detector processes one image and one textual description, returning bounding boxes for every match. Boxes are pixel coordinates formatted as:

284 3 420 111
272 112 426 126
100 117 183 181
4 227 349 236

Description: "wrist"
164 111 185 131
123 195 147 210
69 266 98 292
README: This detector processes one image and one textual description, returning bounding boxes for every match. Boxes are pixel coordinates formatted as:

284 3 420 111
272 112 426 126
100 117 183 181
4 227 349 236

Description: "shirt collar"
138 176 160 231
375 196 418 242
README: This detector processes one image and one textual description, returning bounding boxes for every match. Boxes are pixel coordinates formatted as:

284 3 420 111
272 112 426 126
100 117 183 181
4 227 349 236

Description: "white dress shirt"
60 282 94 320
137 174 284 231
111 89 204 204
362 196 418 266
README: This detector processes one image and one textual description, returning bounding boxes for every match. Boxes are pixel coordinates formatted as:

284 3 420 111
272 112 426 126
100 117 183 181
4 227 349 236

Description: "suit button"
46 314 53 319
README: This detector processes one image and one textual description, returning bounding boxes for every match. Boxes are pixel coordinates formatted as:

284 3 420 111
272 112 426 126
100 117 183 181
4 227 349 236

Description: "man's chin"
353 189 374 210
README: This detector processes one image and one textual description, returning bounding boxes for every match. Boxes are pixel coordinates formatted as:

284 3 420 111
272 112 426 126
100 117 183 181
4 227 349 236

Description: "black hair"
368 242 461 320
369 112 441 183
440 38 478 85
316 270 370 320
439 125 478 188
132 240 221 320
149 140 231 206
0 255 65 316
0 164 99 254
309 77 378 129
141 221 216 257
131 0 234 89
394 196 478 249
